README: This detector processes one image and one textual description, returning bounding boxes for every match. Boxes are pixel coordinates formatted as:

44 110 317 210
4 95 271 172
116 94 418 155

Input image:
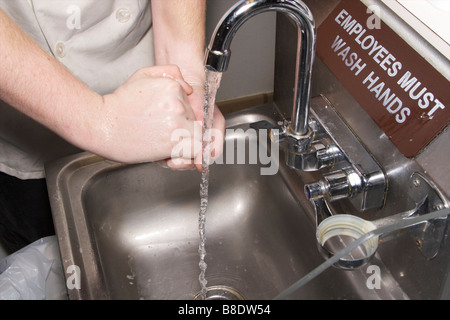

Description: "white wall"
205 0 277 102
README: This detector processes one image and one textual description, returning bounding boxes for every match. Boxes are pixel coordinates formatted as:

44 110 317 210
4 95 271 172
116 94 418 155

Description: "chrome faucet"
204 0 386 212
205 0 450 271
205 0 317 169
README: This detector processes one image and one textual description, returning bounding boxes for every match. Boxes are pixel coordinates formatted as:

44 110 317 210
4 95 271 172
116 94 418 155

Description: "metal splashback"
275 0 449 202
273 0 449 299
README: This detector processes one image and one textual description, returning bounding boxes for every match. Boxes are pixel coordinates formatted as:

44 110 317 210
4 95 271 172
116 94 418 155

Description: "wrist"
62 92 109 157
159 56 206 88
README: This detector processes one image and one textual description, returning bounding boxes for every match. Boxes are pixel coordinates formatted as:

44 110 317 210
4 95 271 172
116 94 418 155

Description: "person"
0 0 225 252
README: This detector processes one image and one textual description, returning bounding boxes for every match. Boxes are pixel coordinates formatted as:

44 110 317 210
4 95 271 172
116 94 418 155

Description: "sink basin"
46 103 408 300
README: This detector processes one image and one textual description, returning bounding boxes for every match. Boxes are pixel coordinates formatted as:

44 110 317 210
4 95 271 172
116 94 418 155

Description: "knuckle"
162 93 189 115
134 68 148 78
167 64 182 74
165 79 182 92
166 117 184 132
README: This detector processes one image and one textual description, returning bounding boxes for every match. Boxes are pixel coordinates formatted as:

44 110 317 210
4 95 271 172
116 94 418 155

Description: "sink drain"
194 286 245 300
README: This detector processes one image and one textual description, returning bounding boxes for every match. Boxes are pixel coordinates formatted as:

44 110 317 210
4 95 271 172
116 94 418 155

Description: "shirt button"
116 8 131 23
55 42 66 58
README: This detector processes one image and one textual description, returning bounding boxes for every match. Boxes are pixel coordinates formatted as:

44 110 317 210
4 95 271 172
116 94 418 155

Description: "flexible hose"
274 207 450 300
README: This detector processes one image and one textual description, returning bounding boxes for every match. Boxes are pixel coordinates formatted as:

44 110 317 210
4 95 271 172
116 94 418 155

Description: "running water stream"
198 69 222 300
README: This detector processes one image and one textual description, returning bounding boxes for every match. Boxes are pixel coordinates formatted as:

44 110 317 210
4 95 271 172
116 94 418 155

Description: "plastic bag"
0 236 67 300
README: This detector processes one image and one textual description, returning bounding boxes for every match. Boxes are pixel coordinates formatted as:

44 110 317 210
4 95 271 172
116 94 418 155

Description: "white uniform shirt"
0 0 154 179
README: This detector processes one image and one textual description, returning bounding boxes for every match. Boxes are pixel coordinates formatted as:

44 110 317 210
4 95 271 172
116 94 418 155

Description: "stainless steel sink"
46 103 409 300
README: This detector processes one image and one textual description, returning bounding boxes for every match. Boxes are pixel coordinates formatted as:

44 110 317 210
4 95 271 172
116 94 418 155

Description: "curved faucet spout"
205 0 316 137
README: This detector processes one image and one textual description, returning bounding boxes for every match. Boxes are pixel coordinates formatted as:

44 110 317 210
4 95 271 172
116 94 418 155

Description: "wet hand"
95 65 203 165
166 82 226 172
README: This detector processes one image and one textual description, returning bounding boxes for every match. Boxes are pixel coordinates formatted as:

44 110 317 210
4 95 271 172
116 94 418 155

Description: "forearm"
151 1 225 169
0 8 102 151
0 8 209 166
151 0 207 85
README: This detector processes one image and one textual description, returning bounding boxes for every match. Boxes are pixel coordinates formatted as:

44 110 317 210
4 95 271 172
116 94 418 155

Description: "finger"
156 159 196 171
194 108 226 171
169 120 202 168
155 160 170 169
194 153 202 172
166 158 196 171
194 133 224 171
171 135 202 160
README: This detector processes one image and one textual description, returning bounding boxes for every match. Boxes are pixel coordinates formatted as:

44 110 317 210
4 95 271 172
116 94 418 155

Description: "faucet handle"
249 120 287 143
309 195 334 228
305 167 362 202
269 120 289 143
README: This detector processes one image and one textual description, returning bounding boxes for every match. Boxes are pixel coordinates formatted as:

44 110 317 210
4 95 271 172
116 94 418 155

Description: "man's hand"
151 0 226 171
97 65 203 165
0 6 223 169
